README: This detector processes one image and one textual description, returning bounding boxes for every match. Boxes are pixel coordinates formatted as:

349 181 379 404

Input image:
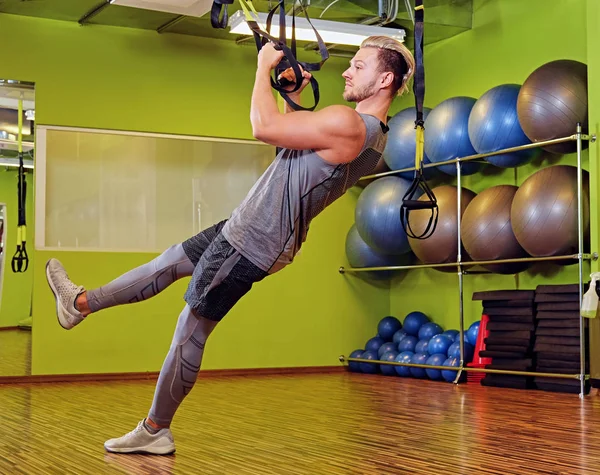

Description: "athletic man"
46 35 415 455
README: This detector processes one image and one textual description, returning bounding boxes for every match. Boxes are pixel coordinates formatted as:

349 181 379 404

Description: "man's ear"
381 71 395 89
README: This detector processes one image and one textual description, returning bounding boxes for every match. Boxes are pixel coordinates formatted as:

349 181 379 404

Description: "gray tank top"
222 113 388 273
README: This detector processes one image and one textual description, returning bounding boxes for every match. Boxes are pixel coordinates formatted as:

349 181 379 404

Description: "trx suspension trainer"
210 0 329 111
400 0 438 240
12 97 28 273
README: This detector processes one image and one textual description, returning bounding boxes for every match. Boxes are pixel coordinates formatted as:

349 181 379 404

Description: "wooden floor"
0 329 31 376
1 372 600 474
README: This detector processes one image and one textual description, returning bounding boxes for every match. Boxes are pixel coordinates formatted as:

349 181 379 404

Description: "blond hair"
361 35 416 97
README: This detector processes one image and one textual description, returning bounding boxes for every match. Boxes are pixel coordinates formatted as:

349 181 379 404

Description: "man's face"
342 47 381 103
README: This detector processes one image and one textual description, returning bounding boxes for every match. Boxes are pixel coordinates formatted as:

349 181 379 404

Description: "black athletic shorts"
181 220 268 321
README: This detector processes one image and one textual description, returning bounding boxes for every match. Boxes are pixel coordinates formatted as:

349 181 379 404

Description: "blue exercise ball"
345 224 411 279
365 336 385 353
393 329 408 345
380 350 399 376
466 321 481 346
468 84 539 168
447 341 474 361
398 335 418 353
424 96 482 176
378 316 402 341
378 342 398 358
348 349 363 372
415 339 430 355
425 353 447 380
395 351 414 377
383 107 437 179
403 311 430 336
359 350 379 373
441 356 460 382
410 353 429 378
454 332 469 344
428 334 454 355
443 330 459 340
418 322 443 341
355 176 418 255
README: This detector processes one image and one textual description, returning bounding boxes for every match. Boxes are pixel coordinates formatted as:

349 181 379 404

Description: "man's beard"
343 79 377 102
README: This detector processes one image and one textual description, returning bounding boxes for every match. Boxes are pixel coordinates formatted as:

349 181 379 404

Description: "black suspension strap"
12 97 28 273
211 0 329 111
400 0 438 240
210 0 234 29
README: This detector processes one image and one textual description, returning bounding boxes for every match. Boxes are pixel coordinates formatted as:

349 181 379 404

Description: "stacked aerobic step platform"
472 290 536 390
533 284 589 394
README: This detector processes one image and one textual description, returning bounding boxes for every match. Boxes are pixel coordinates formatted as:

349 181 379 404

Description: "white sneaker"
45 258 86 330
104 420 176 455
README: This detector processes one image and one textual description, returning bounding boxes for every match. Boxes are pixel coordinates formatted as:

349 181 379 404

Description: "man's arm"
251 44 364 160
284 95 299 114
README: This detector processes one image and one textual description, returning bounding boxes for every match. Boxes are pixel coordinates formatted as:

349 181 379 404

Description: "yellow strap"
414 125 424 170
238 0 260 21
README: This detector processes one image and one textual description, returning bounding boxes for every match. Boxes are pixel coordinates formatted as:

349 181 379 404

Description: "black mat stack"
472 290 536 390
533 284 589 394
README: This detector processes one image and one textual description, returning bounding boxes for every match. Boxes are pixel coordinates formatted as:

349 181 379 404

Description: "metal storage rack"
339 124 596 397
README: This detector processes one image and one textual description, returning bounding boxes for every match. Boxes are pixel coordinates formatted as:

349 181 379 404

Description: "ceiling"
0 0 473 52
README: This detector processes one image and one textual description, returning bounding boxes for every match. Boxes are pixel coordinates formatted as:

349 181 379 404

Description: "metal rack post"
455 154 465 383
576 123 586 398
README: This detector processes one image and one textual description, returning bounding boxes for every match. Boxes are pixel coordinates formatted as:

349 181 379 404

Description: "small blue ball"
348 349 363 372
377 316 402 342
365 336 385 354
378 342 398 359
398 335 418 353
418 322 444 341
425 353 447 380
467 321 481 346
380 350 400 376
395 351 414 377
359 350 379 374
410 353 429 378
441 356 461 382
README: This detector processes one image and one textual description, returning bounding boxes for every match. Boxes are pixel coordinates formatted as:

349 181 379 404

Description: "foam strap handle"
402 199 436 210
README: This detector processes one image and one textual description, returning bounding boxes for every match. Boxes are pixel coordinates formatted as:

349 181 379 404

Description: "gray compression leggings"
86 244 217 427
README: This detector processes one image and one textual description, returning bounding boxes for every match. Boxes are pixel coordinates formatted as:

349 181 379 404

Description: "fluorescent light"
110 0 213 17
228 10 405 47
0 138 34 152
0 158 34 170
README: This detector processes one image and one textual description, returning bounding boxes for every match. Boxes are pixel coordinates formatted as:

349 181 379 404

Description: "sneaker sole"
104 443 176 455
45 261 73 330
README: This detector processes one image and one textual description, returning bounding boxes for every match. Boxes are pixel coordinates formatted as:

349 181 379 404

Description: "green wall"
0 168 34 327
0 13 390 375
3 0 595 375
389 0 593 330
